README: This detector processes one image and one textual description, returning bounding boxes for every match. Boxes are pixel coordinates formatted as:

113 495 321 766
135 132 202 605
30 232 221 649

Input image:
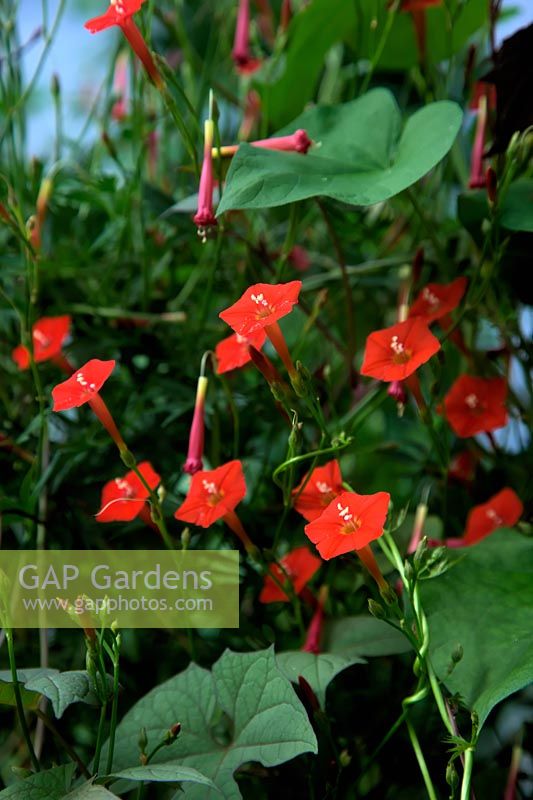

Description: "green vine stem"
5 629 40 772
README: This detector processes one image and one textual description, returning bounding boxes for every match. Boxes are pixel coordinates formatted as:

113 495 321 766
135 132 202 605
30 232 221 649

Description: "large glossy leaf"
458 180 533 238
323 615 412 657
25 670 112 719
421 530 533 729
217 90 462 215
276 651 365 707
0 765 75 800
102 647 317 799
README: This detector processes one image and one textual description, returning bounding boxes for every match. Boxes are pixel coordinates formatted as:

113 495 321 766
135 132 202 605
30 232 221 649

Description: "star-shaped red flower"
174 460 246 528
219 281 301 337
259 547 322 603
360 318 440 382
443 375 508 437
305 490 390 560
85 0 145 33
96 462 161 522
409 277 467 323
215 329 267 374
12 315 71 370
292 460 344 522
52 359 115 411
464 488 523 545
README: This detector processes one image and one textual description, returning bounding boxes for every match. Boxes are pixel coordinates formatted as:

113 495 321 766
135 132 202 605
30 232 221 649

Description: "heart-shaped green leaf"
421 530 533 729
217 90 462 215
323 615 412 657
109 762 218 788
25 671 112 719
276 651 365 708
101 647 317 799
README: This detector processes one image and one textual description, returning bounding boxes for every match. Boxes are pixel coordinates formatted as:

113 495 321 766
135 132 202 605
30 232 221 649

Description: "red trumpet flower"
232 0 262 74
12 316 72 372
302 585 328 654
443 375 508 437
96 461 161 523
361 318 440 382
52 359 126 451
409 278 467 324
292 460 344 522
174 460 256 554
85 0 162 88
214 129 312 158
183 376 208 475
463 488 523 545
215 329 267 374
194 119 217 241
259 547 321 603
304 490 390 561
219 281 301 376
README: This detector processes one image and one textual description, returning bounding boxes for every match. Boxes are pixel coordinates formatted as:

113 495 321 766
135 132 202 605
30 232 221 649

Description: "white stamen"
337 502 353 522
390 335 405 356
202 480 218 495
115 477 134 496
316 481 332 494
236 334 247 344
75 372 96 392
422 287 440 307
465 393 478 409
33 330 50 346
486 508 503 525
251 292 269 307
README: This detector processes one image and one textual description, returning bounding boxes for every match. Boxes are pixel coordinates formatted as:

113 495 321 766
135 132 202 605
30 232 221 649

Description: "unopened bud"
486 166 497 204
339 749 352 767
368 599 386 619
451 644 463 664
138 726 148 753
446 760 459 790
51 73 60 97
165 722 181 743
181 527 191 549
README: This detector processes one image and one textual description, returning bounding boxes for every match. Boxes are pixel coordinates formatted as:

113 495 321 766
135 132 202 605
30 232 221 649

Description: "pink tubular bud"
302 586 328 654
183 376 208 475
468 94 488 189
194 120 217 241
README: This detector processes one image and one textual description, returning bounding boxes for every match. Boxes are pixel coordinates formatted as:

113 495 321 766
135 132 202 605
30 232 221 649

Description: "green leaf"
0 668 58 710
458 179 533 238
0 765 75 799
323 615 412 657
421 530 533 729
103 647 317 799
63 784 118 800
25 671 111 719
109 762 218 788
256 0 356 129
276 651 365 707
217 90 462 215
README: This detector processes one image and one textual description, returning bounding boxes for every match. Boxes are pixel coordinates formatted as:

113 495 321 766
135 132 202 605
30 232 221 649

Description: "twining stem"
5 629 40 772
359 0 401 95
460 748 474 800
125 458 174 550
93 702 108 776
404 713 438 800
105 639 121 775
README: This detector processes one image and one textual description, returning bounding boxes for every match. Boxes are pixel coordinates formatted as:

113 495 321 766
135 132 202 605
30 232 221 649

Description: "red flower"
174 460 246 528
96 461 160 522
259 547 322 603
443 375 508 437
304 490 390 560
288 245 311 272
85 1 162 88
85 0 145 33
52 359 115 411
464 488 523 545
469 89 489 189
219 281 301 337
215 329 267 374
360 318 440 382
292 460 344 522
12 316 71 370
219 281 301 376
409 277 467 323
448 450 477 483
